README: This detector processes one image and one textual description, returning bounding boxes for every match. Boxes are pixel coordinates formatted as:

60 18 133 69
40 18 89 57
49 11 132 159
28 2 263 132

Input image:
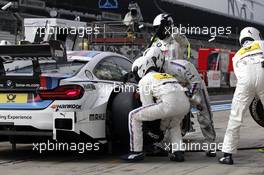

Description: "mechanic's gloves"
196 104 203 111
186 92 203 111
185 90 193 98
184 87 193 98
144 130 164 144
218 153 234 165
190 93 203 110
121 152 145 162
184 89 204 111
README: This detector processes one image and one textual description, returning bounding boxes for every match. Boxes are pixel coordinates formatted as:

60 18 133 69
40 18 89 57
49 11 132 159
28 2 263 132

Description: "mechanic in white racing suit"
121 49 190 162
152 14 189 61
166 59 217 156
151 14 216 157
219 27 264 165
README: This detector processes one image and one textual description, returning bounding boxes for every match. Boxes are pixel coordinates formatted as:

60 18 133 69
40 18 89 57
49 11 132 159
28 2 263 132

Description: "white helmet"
153 13 173 27
153 14 173 40
239 27 262 45
132 47 164 79
143 47 164 70
0 40 11 45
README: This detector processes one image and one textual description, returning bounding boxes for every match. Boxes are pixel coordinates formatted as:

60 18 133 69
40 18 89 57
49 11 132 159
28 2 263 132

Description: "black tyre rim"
249 97 264 128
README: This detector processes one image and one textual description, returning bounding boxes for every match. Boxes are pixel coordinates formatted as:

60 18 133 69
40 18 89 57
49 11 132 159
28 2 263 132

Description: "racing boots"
168 151 185 162
121 152 145 162
218 153 234 165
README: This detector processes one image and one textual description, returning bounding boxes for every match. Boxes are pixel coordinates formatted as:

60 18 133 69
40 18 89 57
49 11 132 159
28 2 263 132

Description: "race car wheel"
110 92 141 146
249 97 264 128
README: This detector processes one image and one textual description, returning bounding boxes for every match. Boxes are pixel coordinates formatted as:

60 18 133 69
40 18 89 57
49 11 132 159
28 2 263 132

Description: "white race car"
0 41 141 149
0 41 195 154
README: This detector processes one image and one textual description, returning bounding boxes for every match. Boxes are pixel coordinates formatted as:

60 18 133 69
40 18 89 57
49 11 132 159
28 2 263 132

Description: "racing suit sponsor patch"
237 42 261 56
156 42 162 47
153 73 174 80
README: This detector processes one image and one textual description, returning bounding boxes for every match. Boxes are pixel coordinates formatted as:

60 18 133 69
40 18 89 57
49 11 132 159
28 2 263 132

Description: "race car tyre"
249 97 264 128
110 92 141 146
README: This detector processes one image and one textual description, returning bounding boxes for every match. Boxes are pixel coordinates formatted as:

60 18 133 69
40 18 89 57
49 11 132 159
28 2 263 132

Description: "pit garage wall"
198 48 236 88
1 0 243 88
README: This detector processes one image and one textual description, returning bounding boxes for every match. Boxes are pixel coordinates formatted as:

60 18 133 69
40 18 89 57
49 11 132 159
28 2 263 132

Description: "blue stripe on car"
0 77 61 110
0 100 53 110
68 51 101 58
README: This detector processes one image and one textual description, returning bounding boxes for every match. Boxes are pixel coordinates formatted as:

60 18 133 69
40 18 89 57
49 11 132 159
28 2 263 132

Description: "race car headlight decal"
39 85 84 100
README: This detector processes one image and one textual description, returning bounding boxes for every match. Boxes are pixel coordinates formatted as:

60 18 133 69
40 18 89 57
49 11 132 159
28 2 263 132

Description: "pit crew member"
121 50 190 162
219 27 264 165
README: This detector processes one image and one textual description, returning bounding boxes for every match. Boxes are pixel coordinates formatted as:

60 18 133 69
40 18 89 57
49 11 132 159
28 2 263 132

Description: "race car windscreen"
4 60 87 76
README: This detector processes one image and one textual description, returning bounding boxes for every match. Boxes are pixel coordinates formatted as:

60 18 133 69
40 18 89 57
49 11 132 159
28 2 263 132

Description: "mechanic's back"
139 72 189 114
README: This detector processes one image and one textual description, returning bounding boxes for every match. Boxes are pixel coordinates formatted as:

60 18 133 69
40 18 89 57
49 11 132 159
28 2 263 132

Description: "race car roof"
67 51 102 61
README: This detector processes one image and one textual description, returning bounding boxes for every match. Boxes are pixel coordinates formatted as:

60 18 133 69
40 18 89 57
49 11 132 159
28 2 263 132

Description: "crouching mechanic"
219 27 264 165
121 52 190 162
151 13 216 156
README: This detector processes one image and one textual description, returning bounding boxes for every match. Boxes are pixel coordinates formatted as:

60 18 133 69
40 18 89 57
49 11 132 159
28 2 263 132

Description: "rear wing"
0 40 67 91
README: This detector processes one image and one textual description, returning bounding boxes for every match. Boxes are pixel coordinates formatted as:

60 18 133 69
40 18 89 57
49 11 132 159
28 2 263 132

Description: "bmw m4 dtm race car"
0 41 138 148
0 40 195 153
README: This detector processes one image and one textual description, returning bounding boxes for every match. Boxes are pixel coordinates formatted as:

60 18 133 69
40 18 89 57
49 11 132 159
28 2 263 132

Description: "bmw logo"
6 80 14 88
157 42 162 47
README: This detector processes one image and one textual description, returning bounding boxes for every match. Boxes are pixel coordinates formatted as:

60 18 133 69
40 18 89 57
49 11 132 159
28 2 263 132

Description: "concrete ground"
0 110 263 175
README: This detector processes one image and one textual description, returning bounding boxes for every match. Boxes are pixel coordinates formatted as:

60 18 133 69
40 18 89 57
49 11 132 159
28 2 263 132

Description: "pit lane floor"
0 110 263 175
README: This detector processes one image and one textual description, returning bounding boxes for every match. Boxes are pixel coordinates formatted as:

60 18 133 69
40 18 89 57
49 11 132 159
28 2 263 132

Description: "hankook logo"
51 104 82 110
